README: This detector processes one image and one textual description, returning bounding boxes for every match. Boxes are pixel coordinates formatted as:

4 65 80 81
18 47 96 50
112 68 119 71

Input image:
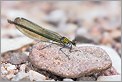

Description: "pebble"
58 23 77 39
1 63 19 80
110 29 121 39
44 10 67 26
45 79 55 81
76 27 88 36
1 37 33 53
11 71 28 81
100 32 113 45
1 63 16 72
89 26 102 38
99 45 121 74
1 66 8 75
28 70 46 81
63 78 73 81
29 42 112 78
7 10 27 18
1 28 22 38
20 64 26 72
75 27 96 43
97 75 121 81
6 64 16 71
9 52 28 65
6 73 15 80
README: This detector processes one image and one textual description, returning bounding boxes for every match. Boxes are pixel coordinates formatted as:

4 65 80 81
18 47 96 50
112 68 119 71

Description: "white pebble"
6 74 15 80
1 66 8 74
6 64 16 71
63 78 73 81
20 64 26 72
44 10 67 24
28 70 46 81
11 71 28 81
99 46 121 74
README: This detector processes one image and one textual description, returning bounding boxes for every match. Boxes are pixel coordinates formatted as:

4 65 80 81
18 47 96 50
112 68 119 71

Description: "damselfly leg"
35 40 58 50
59 46 70 60
40 43 53 50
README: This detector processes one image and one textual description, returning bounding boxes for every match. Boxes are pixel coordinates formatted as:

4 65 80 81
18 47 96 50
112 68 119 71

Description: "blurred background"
1 1 121 56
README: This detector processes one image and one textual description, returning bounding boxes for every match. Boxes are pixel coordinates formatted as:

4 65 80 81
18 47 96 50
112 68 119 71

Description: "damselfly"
8 17 76 59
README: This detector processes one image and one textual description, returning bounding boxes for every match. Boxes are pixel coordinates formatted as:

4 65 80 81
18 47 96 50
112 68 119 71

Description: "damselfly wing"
8 17 76 59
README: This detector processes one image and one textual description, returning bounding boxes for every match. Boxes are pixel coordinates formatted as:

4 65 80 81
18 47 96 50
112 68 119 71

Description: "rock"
20 64 27 72
6 64 16 71
74 35 96 44
75 27 96 43
29 42 112 78
89 26 102 38
1 63 16 72
1 63 19 80
1 66 8 75
58 23 77 39
45 79 55 81
76 27 88 36
6 73 15 80
9 52 28 65
98 45 121 74
1 37 33 53
11 71 28 81
110 29 121 40
7 10 27 18
97 75 121 81
11 64 28 81
28 70 46 81
77 44 121 74
63 78 73 81
100 32 113 45
44 10 67 26
1 28 22 38
40 2 54 14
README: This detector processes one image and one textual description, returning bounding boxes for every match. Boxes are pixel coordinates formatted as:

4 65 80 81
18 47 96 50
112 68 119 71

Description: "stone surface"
29 42 112 78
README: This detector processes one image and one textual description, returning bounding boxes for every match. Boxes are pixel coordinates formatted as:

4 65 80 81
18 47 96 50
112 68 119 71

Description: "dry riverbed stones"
29 42 112 78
